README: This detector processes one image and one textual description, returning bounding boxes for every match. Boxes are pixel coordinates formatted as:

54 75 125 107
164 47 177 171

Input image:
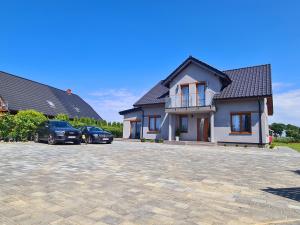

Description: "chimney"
66 89 72 95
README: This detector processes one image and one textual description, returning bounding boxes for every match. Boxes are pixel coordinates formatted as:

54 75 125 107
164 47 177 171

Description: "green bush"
270 143 276 149
0 114 15 141
102 126 122 138
53 114 123 138
0 111 123 141
274 137 298 143
54 113 69 121
13 110 47 141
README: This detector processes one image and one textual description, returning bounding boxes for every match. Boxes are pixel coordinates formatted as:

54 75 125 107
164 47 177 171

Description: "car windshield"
87 127 103 132
50 121 72 128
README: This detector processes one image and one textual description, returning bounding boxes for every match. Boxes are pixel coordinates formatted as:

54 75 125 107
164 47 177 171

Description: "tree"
270 123 286 136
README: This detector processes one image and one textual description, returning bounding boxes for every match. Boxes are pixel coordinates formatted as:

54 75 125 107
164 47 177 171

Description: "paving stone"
0 142 299 224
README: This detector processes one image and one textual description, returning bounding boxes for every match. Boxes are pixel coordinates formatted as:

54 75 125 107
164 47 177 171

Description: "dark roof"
133 81 169 106
133 58 272 107
214 64 272 99
0 71 102 120
119 107 142 115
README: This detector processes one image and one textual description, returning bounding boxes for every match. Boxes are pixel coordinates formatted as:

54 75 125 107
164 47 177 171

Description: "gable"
162 56 231 87
169 62 223 97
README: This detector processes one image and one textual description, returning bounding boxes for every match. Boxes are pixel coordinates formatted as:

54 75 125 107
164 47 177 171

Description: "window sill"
230 132 252 135
147 131 160 134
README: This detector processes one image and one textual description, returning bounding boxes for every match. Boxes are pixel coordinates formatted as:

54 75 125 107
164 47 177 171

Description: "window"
197 83 206 106
74 106 80 112
179 115 188 132
231 112 251 133
148 115 161 132
46 100 56 108
181 85 189 107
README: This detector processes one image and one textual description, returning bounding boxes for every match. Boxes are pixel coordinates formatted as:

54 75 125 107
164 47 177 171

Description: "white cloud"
272 82 294 93
86 88 145 122
270 89 300 126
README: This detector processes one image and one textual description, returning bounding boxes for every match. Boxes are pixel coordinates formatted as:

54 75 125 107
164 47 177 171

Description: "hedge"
0 110 123 141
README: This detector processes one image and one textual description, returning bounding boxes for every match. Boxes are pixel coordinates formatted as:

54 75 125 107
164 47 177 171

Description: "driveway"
0 141 299 225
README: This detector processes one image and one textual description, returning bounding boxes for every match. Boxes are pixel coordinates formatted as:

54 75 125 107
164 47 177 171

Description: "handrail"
165 93 208 108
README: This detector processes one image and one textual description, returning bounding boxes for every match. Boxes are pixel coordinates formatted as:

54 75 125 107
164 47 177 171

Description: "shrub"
0 114 15 141
274 137 298 143
0 110 123 141
54 114 69 121
270 143 275 149
13 110 47 141
102 126 122 138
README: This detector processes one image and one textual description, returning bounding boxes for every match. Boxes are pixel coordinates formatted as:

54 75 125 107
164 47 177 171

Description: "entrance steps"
164 140 216 146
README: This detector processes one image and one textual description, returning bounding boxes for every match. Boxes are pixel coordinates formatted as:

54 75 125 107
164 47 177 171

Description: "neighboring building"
119 56 273 146
0 71 102 120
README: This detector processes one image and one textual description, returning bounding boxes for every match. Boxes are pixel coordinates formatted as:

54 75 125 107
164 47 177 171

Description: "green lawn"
273 142 300 152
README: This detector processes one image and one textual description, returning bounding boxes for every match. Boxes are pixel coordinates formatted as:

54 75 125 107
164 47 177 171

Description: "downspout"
258 98 263 147
141 108 144 139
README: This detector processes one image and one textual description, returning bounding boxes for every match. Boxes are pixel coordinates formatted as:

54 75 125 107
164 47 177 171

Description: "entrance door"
130 121 141 139
197 118 210 142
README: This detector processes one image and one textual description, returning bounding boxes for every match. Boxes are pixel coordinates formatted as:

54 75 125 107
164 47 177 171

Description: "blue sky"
0 0 300 124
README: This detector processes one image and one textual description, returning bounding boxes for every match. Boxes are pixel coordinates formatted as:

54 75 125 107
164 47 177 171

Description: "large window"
181 85 189 107
197 83 206 106
231 112 251 133
148 115 161 132
179 115 188 133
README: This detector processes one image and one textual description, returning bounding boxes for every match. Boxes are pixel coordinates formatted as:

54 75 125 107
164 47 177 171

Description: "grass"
273 142 300 152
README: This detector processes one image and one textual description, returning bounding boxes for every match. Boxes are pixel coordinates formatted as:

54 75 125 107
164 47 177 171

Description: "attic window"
46 100 56 108
74 106 80 113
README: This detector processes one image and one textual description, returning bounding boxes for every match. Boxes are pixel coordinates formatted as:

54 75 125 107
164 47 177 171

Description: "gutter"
258 98 263 147
141 108 144 139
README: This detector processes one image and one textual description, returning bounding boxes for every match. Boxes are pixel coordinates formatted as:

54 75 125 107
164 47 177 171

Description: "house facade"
119 56 273 146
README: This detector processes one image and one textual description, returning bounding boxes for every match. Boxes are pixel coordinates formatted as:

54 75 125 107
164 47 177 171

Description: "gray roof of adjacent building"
0 71 102 120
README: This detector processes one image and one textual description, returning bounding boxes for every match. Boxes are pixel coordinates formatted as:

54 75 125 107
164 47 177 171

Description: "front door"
197 118 210 142
130 121 141 139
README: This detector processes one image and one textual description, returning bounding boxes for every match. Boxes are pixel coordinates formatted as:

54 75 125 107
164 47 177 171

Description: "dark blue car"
34 120 81 145
79 126 113 144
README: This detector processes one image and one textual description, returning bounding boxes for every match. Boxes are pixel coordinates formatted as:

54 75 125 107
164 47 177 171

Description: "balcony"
165 93 215 113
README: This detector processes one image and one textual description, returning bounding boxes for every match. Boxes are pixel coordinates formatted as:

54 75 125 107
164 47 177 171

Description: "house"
0 71 102 120
119 56 273 146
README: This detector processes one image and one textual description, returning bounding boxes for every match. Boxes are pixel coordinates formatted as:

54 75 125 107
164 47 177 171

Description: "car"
34 120 81 145
79 126 114 144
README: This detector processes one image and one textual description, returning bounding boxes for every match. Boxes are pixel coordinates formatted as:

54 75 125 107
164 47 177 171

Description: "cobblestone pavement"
0 142 300 225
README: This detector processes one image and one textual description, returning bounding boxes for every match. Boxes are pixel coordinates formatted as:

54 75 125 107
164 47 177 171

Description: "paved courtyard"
0 141 300 225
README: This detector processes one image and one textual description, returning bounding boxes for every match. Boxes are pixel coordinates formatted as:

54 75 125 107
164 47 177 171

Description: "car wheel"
87 136 93 144
48 134 56 145
74 140 81 145
106 141 112 144
34 133 40 143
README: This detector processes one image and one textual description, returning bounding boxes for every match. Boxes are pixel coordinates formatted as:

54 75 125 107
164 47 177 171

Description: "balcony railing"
166 93 211 108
